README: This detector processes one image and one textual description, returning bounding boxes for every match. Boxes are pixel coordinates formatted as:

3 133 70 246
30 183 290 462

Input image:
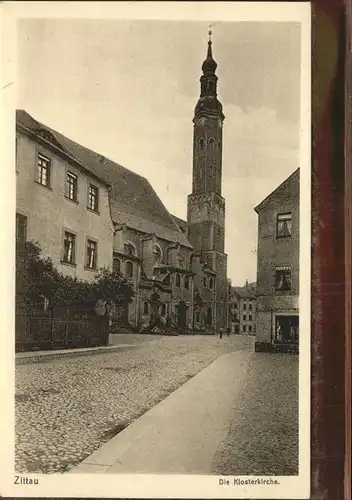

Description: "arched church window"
198 138 205 150
124 243 136 256
113 258 121 274
209 164 213 180
209 138 215 149
153 244 162 265
126 261 133 278
175 274 181 287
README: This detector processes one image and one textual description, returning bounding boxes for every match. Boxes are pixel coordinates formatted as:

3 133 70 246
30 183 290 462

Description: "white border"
0 2 311 498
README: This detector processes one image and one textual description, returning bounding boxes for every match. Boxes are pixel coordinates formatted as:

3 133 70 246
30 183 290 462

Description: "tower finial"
208 23 212 42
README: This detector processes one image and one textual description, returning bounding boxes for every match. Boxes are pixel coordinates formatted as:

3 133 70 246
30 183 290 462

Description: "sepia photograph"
0 2 311 498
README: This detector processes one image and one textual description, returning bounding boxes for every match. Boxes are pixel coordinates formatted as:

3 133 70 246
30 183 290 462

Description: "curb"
16 344 135 365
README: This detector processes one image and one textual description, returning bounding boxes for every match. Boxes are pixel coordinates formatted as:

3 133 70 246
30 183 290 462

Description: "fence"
15 303 109 353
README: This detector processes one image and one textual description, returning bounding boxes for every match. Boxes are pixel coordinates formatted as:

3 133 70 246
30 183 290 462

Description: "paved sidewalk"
68 349 253 474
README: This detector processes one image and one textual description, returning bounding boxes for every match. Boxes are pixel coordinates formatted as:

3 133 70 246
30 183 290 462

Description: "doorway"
177 301 187 329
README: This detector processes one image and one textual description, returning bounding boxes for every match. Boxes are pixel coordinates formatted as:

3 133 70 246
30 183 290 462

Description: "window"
249 302 253 310
113 258 121 274
66 172 78 201
209 164 213 179
63 232 76 264
277 213 292 238
16 213 27 243
249 325 252 333
243 303 247 310
199 165 204 178
36 153 51 187
249 315 252 321
209 138 215 149
243 325 246 333
88 184 99 212
160 303 166 316
176 274 181 287
243 314 247 321
199 138 205 150
209 278 214 289
153 244 162 265
143 301 149 314
275 267 292 291
233 303 238 309
86 239 97 269
124 243 135 256
233 313 237 321
126 261 133 278
195 311 200 323
203 276 207 287
185 276 190 290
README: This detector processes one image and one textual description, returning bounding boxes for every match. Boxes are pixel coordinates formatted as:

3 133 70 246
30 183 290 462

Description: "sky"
17 18 301 285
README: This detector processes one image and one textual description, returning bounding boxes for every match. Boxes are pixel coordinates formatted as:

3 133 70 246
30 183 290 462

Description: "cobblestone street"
212 352 298 475
16 334 253 474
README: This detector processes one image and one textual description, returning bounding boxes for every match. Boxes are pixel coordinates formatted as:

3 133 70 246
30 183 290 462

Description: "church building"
15 31 229 334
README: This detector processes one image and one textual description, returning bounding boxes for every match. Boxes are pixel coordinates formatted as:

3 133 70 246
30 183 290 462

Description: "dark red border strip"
311 1 348 499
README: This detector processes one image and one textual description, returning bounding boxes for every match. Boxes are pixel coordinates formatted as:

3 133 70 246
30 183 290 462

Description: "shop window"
274 315 299 344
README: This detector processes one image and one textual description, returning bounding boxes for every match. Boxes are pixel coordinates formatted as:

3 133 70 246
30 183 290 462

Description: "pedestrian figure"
226 326 231 337
219 327 224 339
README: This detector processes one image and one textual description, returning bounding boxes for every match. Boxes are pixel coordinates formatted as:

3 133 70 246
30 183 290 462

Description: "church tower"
187 28 228 330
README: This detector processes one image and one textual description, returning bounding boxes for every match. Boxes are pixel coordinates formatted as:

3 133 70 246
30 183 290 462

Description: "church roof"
232 285 256 299
171 215 188 233
16 109 192 249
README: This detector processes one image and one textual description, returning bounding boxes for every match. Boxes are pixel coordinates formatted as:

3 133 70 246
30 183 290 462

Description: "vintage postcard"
0 1 311 498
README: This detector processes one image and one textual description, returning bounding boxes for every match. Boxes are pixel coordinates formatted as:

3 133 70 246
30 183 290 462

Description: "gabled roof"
232 285 256 299
16 110 192 249
254 168 300 213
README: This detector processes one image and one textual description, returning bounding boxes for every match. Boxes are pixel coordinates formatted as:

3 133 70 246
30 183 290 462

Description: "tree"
16 241 135 311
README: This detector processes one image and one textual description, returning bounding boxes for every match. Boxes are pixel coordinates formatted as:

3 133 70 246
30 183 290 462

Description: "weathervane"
208 23 212 42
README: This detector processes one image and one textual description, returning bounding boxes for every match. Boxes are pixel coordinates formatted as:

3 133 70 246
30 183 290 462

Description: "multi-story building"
16 110 114 281
15 31 229 333
254 169 299 352
228 282 256 335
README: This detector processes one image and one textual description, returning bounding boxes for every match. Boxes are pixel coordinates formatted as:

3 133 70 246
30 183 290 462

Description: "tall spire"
202 24 217 75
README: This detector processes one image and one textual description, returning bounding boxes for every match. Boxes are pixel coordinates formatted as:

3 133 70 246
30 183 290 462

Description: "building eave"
17 122 112 188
